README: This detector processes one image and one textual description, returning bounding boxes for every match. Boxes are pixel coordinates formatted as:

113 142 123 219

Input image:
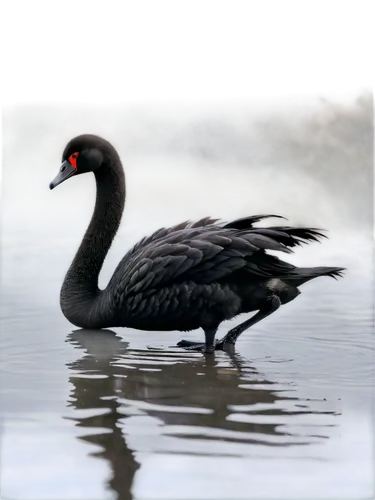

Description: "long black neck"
60 157 125 328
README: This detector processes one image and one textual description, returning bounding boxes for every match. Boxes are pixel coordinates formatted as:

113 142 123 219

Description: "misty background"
3 87 374 231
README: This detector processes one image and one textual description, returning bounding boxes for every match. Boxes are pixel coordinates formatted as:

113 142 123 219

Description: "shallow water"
1 102 374 499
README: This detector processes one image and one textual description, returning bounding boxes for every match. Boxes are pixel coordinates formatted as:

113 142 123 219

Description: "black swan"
50 134 344 353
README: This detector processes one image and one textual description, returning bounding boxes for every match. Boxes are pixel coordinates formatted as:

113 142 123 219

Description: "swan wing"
124 217 220 259
111 227 293 300
110 215 326 303
121 213 293 265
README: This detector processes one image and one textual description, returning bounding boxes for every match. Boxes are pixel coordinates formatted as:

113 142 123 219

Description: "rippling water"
1 99 374 499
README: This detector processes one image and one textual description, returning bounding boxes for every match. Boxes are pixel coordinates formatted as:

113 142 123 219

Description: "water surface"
0 165 375 499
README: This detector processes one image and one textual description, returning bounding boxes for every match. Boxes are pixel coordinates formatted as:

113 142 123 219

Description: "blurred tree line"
265 88 375 226
3 88 374 226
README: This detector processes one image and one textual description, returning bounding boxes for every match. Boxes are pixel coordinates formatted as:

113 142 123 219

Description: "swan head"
49 134 117 189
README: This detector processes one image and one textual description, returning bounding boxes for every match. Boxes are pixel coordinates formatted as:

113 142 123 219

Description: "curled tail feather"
285 266 346 287
222 215 327 250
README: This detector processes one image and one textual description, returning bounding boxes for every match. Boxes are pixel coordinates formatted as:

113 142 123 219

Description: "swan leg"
216 295 281 348
177 328 218 353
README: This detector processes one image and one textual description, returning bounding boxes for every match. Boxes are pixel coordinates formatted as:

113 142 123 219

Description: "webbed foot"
177 339 230 353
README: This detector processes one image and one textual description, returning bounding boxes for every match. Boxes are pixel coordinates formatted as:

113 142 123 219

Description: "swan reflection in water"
65 329 339 499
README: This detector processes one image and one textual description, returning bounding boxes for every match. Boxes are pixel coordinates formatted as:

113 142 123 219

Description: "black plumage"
50 134 345 353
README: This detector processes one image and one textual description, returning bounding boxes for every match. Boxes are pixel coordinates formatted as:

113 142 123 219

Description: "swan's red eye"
68 152 79 169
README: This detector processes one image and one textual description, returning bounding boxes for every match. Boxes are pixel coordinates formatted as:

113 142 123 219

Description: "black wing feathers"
222 214 286 229
113 214 328 303
125 217 218 259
